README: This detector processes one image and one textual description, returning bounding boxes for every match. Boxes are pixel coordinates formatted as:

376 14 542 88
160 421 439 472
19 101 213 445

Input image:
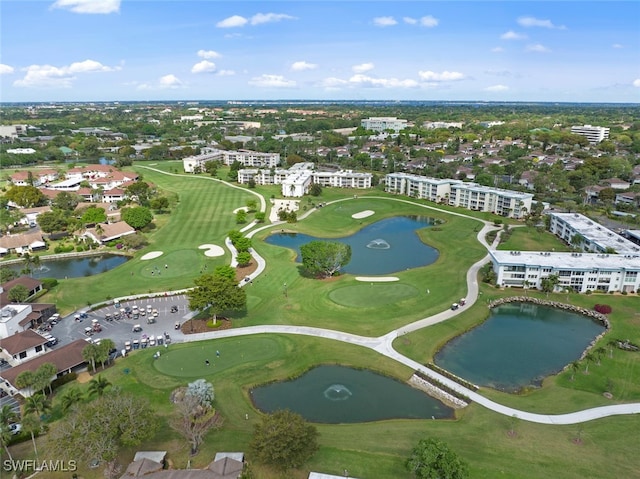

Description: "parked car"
132 340 140 350
170 305 178 313
124 341 132 352
132 324 142 333
174 321 180 330
451 303 459 310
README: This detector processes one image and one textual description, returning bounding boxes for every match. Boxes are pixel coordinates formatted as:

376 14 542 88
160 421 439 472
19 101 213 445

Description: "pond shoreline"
0 249 132 267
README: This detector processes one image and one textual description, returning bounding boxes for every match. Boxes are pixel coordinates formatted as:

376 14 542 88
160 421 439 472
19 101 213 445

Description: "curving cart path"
138 167 640 425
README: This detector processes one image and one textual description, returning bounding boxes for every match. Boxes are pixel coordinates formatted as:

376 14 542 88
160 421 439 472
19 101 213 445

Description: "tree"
121 206 153 230
53 191 82 211
300 241 351 278
255 212 266 223
120 233 148 250
125 181 152 206
570 360 580 381
37 209 70 233
150 196 169 213
594 347 607 366
246 199 258 212
0 405 18 462
23 393 51 419
81 206 107 225
186 272 246 324
583 353 595 374
97 339 116 369
171 383 222 455
88 375 111 397
310 183 322 196
540 274 559 295
8 284 29 302
60 388 84 412
46 389 157 479
0 267 17 283
15 370 35 395
83 343 100 373
5 185 47 208
34 362 57 395
250 410 319 471
236 252 252 267
406 437 469 479
21 413 41 463
236 209 247 224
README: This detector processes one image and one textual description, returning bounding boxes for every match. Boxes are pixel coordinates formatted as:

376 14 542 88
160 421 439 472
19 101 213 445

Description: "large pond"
4 254 129 279
434 302 607 391
251 365 453 423
264 215 439 275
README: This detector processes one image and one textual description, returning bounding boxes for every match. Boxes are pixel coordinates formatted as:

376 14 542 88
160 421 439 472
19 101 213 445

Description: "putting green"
328 283 419 308
153 337 283 377
138 250 203 279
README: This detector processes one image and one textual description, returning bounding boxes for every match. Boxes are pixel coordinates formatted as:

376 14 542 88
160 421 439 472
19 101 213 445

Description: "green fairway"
328 282 419 308
153 337 283 377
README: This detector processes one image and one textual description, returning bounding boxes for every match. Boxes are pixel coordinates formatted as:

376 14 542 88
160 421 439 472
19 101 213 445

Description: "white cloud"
319 77 349 89
485 84 509 92
484 69 513 77
13 59 118 88
217 70 236 76
612 43 623 49
159 74 183 88
291 61 318 71
51 0 120 14
250 13 296 25
526 43 550 53
491 47 505 53
248 74 296 88
500 30 526 40
373 16 397 27
348 74 418 88
0 64 15 75
216 15 248 28
197 50 221 59
419 15 439 27
191 60 216 74
418 70 465 82
352 63 374 73
517 16 565 29
403 17 417 25
633 79 640 88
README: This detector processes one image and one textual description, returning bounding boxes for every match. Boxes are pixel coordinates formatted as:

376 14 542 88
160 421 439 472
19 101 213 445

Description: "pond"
250 365 454 423
434 302 607 392
264 216 439 275
5 254 130 279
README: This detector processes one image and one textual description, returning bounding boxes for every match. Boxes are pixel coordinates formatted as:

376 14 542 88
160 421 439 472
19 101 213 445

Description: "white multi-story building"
0 124 28 141
237 163 372 197
424 121 464 129
570 125 610 144
449 183 534 218
490 250 640 293
384 173 534 219
361 117 408 132
548 212 640 254
183 151 223 173
222 150 280 168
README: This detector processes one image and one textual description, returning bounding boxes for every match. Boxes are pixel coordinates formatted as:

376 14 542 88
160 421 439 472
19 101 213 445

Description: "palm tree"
594 347 607 366
607 339 618 358
0 405 18 462
570 361 580 381
95 223 105 240
88 375 111 397
23 393 50 419
583 353 595 374
20 413 40 463
60 388 84 413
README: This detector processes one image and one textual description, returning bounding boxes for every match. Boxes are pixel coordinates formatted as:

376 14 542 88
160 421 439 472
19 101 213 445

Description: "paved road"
104 171 640 425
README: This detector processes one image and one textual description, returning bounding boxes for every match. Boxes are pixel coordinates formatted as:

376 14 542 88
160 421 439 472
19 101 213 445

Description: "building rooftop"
550 213 640 254
490 250 640 269
0 329 47 355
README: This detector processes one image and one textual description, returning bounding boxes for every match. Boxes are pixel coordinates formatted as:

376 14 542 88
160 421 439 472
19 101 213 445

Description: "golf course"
23 161 640 478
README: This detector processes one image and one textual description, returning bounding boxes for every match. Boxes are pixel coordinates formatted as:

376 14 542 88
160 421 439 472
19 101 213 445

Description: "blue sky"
1 0 639 103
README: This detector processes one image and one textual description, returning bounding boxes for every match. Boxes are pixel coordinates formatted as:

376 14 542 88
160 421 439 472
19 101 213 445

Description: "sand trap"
233 206 249 214
355 276 399 282
352 210 374 219
198 244 225 257
141 251 163 260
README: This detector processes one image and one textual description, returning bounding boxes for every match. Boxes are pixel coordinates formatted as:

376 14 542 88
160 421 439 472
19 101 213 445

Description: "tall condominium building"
490 250 640 293
570 124 610 144
384 173 534 219
183 148 280 172
548 212 640 254
361 117 408 132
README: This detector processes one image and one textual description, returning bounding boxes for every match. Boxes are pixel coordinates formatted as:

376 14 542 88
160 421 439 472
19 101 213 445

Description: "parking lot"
49 294 194 354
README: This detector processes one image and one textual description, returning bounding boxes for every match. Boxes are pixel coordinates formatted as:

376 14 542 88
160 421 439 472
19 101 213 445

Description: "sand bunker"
352 210 374 219
198 244 225 257
355 276 399 282
233 206 250 214
141 251 163 261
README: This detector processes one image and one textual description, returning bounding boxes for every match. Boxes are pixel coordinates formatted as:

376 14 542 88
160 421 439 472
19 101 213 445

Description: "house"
102 188 126 204
9 169 59 187
518 171 538 191
81 221 135 244
0 231 46 256
601 178 631 190
0 329 49 365
615 191 640 207
120 452 244 479
0 276 44 306
18 206 51 227
0 339 88 397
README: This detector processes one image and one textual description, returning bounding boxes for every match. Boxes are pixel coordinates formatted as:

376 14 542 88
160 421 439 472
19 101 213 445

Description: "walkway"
140 168 640 425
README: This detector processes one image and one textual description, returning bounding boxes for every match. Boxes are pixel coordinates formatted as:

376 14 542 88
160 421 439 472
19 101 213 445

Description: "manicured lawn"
498 225 573 252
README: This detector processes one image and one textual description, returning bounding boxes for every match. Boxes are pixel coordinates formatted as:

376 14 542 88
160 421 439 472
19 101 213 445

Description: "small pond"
265 215 439 275
434 302 607 391
5 254 130 279
250 365 453 423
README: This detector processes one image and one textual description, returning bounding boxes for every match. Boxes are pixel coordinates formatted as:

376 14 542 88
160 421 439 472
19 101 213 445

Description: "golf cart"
174 321 180 330
132 324 142 333
170 305 178 313
84 326 94 336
